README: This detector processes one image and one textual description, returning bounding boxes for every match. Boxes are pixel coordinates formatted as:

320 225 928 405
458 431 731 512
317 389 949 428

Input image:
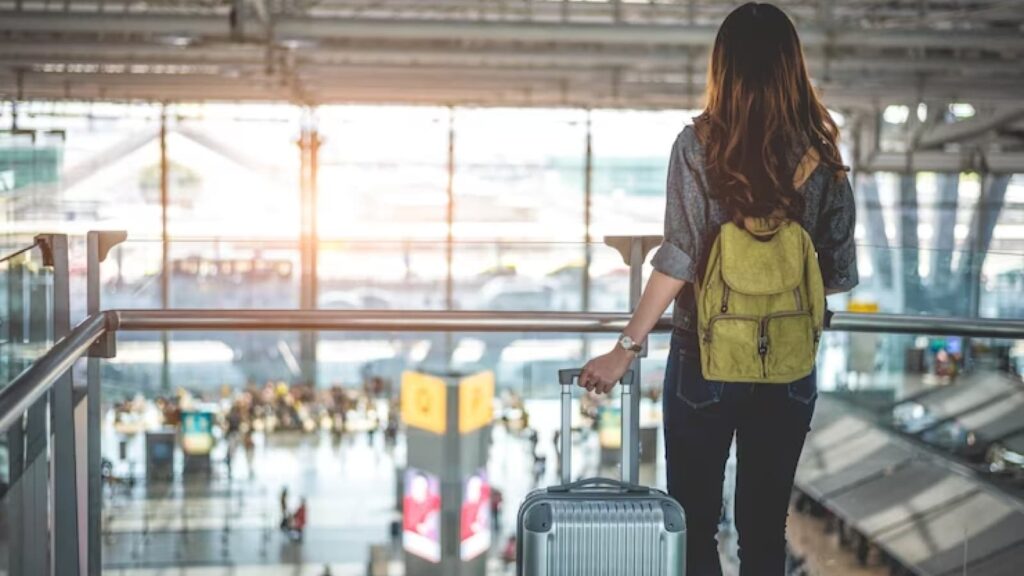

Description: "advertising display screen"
180 411 214 455
403 468 441 562
460 469 492 561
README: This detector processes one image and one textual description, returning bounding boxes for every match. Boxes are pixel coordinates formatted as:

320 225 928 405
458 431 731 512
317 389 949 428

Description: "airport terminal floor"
96 413 890 576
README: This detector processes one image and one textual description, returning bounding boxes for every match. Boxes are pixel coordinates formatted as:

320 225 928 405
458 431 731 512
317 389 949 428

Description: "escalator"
795 392 1024 575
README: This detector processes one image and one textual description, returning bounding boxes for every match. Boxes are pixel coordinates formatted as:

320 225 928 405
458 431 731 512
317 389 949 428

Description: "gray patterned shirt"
651 125 859 332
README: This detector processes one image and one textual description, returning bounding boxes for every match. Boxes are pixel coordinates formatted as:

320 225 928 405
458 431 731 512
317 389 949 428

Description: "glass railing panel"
817 329 1023 403
1 243 54 387
0 394 54 575
0 241 58 574
980 248 1024 319
96 328 671 571
86 316 1024 574
823 244 1023 318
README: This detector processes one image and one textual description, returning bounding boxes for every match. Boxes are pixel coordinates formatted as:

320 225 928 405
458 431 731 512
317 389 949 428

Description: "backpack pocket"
763 311 815 379
702 315 763 381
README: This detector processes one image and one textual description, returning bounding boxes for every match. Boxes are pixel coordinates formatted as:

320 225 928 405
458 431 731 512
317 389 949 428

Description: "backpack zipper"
720 285 731 313
793 287 802 310
758 319 768 378
759 310 813 378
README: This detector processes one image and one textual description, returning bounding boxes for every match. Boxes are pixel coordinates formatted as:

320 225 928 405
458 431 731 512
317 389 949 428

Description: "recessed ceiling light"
156 34 196 47
279 38 317 50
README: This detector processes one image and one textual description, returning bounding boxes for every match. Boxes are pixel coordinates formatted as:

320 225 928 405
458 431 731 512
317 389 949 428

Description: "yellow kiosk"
401 370 494 576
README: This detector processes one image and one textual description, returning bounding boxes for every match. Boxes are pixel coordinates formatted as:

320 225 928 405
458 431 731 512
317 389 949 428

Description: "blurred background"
2 1 1024 575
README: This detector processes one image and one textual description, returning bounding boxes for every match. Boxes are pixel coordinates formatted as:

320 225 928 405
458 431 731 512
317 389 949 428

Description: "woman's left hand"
580 347 634 395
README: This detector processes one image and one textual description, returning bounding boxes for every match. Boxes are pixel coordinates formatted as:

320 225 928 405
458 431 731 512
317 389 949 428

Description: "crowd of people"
110 376 400 442
104 375 646 563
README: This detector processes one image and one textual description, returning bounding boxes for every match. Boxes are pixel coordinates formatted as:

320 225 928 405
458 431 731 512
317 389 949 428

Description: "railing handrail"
0 313 107 431
0 239 40 264
3 308 1024 431
108 308 1024 339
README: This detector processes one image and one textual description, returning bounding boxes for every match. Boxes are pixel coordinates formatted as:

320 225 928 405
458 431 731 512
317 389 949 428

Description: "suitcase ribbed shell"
518 487 686 576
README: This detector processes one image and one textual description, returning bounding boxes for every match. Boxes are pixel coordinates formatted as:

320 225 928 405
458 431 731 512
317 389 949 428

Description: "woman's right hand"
579 347 634 395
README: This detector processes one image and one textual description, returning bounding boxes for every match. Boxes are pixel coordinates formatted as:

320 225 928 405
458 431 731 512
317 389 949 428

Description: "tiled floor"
787 507 889 576
102 401 874 575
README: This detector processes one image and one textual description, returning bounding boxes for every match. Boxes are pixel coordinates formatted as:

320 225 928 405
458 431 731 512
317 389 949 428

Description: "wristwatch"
617 334 643 354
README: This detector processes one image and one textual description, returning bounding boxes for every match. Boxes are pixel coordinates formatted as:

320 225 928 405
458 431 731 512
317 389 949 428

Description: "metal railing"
6 308 1024 434
4 230 1024 576
0 239 40 263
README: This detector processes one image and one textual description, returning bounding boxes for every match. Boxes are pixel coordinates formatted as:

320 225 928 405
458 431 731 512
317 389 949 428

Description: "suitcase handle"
558 368 635 386
556 368 635 485
547 477 650 495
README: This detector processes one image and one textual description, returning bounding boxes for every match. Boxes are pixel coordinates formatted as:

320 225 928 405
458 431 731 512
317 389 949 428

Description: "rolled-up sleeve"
651 129 707 284
816 172 859 291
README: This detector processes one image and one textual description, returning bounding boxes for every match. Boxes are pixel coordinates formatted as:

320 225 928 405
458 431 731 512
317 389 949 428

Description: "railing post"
85 231 125 576
36 233 80 576
603 235 661 484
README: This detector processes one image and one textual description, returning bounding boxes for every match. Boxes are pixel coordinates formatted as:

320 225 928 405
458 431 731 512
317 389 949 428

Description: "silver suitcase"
516 369 686 576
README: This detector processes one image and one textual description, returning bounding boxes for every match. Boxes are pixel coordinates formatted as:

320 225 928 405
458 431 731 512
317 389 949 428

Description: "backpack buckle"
758 335 769 356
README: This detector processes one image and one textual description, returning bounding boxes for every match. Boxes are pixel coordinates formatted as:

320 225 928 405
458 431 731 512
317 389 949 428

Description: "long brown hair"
694 2 845 219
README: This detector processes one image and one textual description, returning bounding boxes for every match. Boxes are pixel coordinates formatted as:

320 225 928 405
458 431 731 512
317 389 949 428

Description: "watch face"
620 335 635 349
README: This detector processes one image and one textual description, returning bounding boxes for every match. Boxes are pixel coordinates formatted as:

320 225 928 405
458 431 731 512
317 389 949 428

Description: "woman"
579 3 857 575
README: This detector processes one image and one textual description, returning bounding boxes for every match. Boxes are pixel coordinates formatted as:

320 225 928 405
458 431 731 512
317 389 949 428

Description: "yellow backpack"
696 149 826 384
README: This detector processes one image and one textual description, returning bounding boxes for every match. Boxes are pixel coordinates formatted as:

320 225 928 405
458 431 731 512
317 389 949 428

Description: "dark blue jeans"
662 330 816 576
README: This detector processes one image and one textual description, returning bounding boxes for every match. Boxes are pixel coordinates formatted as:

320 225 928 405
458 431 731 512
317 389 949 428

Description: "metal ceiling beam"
3 11 1023 51
861 150 1024 173
9 67 1023 103
6 73 1024 111
11 0 1019 26
3 41 1023 78
917 107 1024 148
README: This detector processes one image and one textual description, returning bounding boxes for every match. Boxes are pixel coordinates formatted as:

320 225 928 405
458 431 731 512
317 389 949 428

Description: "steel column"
444 107 456 364
898 174 921 311
857 173 893 289
159 105 171 392
298 109 321 386
965 174 1010 317
930 174 959 298
582 111 593 312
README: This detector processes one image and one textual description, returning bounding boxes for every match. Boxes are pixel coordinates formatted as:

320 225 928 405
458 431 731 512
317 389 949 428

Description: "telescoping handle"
556 368 635 485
